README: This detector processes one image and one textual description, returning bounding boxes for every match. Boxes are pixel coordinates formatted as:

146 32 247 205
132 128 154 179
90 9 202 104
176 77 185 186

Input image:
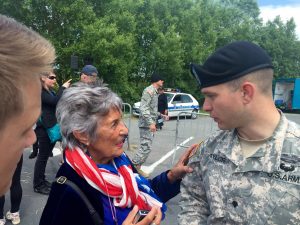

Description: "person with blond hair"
0 14 55 196
0 14 55 225
33 71 71 195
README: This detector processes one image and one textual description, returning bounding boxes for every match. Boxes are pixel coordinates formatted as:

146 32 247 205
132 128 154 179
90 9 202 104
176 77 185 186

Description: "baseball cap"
81 65 98 77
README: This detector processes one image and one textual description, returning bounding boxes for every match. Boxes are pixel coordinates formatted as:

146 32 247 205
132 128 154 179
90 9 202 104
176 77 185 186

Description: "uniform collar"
220 112 288 173
150 84 158 93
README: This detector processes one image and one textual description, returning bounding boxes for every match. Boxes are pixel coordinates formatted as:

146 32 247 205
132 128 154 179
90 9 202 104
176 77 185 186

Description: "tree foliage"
1 0 300 103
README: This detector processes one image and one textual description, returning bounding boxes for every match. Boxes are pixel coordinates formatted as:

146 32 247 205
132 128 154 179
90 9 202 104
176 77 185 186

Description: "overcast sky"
258 0 300 39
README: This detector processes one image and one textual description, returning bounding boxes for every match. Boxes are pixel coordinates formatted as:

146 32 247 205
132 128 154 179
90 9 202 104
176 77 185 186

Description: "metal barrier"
172 111 218 163
122 103 132 150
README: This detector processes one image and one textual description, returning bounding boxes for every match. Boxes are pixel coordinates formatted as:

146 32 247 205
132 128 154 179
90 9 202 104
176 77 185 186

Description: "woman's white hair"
56 82 123 149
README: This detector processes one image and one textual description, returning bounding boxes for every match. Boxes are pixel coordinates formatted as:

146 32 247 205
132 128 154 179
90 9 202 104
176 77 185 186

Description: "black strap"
56 176 104 225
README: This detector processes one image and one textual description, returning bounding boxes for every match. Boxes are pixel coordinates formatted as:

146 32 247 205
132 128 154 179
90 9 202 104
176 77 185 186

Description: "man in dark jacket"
80 65 99 83
156 88 168 130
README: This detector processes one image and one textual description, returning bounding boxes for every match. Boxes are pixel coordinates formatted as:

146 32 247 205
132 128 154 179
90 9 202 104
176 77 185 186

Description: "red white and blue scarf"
65 147 166 212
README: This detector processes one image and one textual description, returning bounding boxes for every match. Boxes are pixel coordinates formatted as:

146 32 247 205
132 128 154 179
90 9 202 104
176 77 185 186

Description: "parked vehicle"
132 89 199 119
273 78 300 111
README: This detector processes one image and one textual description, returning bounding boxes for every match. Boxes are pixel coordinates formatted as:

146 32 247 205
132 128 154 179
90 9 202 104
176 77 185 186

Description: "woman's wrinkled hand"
167 143 199 183
122 205 162 225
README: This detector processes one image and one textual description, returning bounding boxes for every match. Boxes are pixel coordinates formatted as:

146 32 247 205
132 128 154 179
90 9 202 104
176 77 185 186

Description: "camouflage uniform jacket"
179 114 300 225
138 84 159 128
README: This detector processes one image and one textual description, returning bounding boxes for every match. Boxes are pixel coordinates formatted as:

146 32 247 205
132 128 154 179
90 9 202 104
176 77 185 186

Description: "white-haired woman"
40 83 196 225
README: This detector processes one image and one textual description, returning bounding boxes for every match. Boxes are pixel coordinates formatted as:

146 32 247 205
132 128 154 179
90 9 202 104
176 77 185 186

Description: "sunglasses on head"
47 76 56 80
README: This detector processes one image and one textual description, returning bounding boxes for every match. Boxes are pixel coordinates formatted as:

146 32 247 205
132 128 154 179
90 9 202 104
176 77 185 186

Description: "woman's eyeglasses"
47 76 56 80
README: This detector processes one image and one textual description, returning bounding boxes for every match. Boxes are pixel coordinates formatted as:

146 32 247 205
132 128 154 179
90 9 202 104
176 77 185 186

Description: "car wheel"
191 109 198 119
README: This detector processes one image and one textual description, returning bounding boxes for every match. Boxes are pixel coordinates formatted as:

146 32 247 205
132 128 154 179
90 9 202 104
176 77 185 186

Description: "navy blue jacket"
39 163 181 225
40 86 65 128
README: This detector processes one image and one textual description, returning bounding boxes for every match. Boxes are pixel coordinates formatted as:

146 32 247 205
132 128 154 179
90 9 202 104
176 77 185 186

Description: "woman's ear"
241 82 255 104
73 130 89 146
40 76 46 83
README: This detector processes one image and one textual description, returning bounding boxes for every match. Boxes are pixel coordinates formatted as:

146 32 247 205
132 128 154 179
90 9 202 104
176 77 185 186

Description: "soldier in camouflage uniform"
132 73 168 176
178 41 300 224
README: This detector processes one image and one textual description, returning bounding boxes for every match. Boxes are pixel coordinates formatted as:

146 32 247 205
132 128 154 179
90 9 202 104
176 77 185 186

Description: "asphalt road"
3 113 300 225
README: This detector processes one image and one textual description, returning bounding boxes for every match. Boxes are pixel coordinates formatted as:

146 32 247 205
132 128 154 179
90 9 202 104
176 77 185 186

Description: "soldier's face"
201 83 244 130
157 80 164 88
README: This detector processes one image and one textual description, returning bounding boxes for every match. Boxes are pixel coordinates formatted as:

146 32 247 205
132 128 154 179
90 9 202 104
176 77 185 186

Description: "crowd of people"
0 13 299 225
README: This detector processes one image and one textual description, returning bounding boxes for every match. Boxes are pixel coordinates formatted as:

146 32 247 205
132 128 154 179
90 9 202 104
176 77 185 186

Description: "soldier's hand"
149 123 156 132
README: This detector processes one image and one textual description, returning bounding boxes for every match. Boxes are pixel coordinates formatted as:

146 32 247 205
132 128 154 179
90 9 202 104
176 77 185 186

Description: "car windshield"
165 93 174 103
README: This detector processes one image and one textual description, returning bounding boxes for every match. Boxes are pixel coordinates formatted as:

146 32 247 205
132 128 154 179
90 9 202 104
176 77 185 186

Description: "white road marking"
141 136 194 174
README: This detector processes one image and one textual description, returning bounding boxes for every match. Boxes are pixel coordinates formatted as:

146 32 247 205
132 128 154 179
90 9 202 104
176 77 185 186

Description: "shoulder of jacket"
144 86 155 96
41 88 48 94
286 120 300 137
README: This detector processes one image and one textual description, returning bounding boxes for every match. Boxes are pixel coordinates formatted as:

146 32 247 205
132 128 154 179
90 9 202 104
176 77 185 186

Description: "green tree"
256 16 300 78
1 0 300 103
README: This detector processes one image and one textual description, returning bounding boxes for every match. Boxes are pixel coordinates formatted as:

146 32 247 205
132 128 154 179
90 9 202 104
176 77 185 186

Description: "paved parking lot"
3 113 300 225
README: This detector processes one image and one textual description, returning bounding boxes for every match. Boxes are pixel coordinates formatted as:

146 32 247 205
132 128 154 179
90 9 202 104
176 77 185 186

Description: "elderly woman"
39 83 195 225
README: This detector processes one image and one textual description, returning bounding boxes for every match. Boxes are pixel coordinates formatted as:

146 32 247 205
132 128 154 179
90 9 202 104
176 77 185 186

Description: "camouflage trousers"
132 127 154 166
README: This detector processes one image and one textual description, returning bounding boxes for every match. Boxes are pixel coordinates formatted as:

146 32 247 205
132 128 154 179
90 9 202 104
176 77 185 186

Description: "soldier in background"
178 41 300 224
132 73 169 177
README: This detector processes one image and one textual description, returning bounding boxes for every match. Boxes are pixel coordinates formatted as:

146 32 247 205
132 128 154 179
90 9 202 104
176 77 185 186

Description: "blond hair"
0 15 55 129
226 68 274 96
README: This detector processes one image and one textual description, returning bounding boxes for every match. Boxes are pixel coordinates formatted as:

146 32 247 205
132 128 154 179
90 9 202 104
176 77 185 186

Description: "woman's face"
88 108 128 164
42 72 56 89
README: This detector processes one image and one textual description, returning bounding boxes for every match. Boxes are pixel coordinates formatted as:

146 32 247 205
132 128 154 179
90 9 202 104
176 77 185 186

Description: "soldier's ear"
241 82 254 104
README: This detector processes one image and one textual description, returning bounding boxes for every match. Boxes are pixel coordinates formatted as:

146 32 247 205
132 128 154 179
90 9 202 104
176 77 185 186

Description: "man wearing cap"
80 65 99 83
132 73 169 177
178 41 300 224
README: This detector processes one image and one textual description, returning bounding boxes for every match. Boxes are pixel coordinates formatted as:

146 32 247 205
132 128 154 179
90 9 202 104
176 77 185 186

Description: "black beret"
190 41 273 88
151 73 164 83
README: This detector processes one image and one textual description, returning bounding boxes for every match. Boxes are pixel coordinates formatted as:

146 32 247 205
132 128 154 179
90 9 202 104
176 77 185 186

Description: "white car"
132 90 199 119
